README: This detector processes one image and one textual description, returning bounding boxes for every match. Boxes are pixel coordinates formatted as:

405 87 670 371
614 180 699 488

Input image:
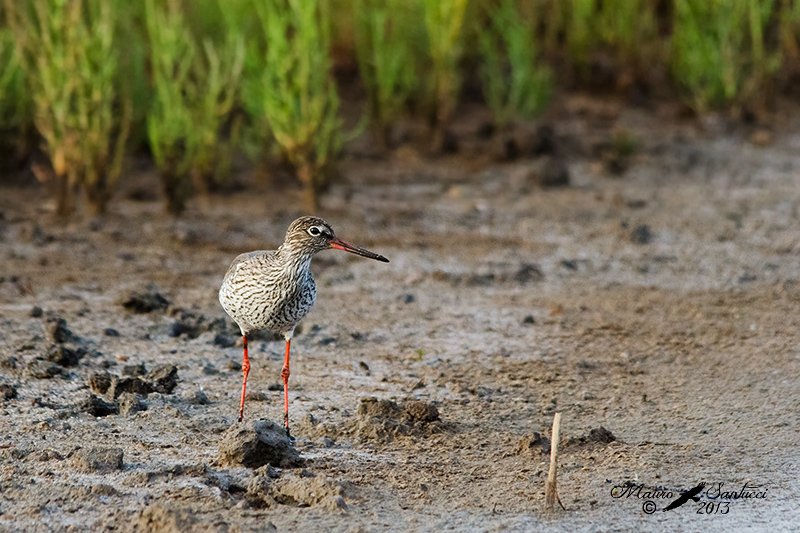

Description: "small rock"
403 294 415 304
514 264 544 284
89 372 113 395
44 317 74 344
27 359 64 379
181 389 210 405
81 394 119 417
148 365 179 394
122 363 147 377
588 426 616 444
202 364 219 375
44 344 85 367
104 328 120 337
119 393 147 416
630 224 652 245
245 391 269 402
107 376 152 399
121 291 170 314
0 383 17 400
217 420 301 469
30 306 43 318
0 356 18 370
523 315 535 325
226 360 242 372
213 334 236 348
71 447 124 473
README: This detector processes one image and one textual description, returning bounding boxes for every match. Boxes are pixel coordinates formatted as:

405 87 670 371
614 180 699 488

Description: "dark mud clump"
217 420 301 469
44 316 75 344
517 426 616 455
515 432 552 455
563 426 617 448
81 393 120 417
90 364 178 399
44 344 85 367
0 383 17 400
353 397 442 442
121 290 171 314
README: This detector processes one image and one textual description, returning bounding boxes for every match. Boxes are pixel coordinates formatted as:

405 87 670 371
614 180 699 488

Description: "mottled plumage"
218 216 389 434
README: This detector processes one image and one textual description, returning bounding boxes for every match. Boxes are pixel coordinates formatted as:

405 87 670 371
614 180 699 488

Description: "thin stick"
545 412 565 511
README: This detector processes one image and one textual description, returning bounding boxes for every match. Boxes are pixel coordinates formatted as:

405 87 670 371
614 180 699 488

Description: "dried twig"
545 412 565 511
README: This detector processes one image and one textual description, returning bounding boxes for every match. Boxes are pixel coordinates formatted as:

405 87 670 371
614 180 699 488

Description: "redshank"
219 216 389 436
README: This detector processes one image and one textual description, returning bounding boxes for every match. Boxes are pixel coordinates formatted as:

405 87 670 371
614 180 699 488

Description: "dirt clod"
121 291 171 314
89 372 113 395
355 397 442 442
516 432 551 455
402 400 440 424
148 365 179 394
107 376 152 399
81 393 119 417
27 359 64 379
217 420 301 469
0 383 17 400
564 426 617 449
44 344 85 367
44 316 75 344
71 447 124 473
122 363 147 377
118 393 147 416
271 473 347 511
630 224 653 245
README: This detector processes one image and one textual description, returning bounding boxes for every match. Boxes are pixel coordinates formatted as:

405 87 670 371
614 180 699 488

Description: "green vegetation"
243 0 343 212
145 0 243 215
354 0 419 145
671 0 781 111
478 0 552 125
6 0 129 216
0 12 31 144
2 0 800 215
422 0 469 148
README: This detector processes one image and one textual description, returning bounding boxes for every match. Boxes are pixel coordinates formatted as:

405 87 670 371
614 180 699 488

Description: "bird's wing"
223 250 276 284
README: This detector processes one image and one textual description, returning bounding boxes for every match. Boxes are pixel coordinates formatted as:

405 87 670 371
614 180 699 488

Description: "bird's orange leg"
282 339 291 437
238 335 250 422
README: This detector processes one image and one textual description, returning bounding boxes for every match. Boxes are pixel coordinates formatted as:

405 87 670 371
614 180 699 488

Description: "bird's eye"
308 227 321 236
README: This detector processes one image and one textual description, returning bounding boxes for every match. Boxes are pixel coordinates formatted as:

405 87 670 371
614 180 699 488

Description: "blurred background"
2 0 799 216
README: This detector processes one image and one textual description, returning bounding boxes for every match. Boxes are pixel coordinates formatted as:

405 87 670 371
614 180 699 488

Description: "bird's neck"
275 245 314 277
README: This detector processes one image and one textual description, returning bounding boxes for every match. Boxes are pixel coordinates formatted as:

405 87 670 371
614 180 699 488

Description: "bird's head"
283 216 389 262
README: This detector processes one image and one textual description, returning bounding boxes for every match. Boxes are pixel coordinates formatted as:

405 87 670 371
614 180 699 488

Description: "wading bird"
219 216 389 436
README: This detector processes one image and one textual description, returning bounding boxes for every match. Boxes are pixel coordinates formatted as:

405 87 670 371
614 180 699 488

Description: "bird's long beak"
330 237 389 262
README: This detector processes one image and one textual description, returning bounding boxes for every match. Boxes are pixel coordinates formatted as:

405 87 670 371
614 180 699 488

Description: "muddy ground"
1 97 799 532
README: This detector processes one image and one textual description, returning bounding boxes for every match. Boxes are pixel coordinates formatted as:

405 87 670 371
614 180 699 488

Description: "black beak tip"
377 255 389 263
